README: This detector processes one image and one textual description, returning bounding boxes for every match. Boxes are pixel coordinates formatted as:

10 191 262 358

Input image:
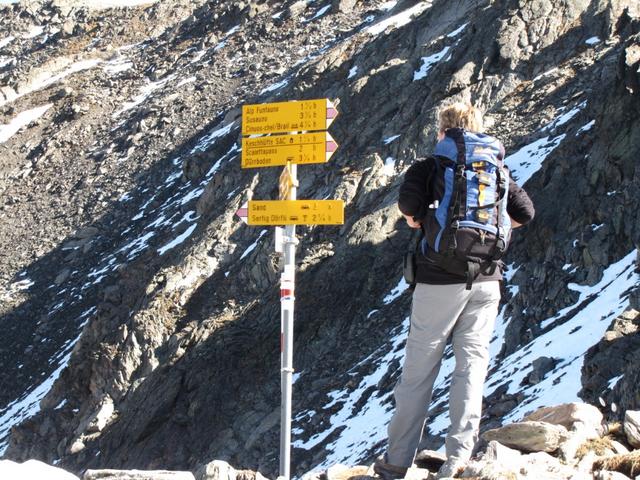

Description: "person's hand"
404 214 421 229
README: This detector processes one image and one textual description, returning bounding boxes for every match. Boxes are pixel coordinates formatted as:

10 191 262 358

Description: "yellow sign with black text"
242 99 338 135
246 200 344 226
242 132 338 168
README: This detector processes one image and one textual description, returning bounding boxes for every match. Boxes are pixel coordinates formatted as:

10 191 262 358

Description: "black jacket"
398 156 535 284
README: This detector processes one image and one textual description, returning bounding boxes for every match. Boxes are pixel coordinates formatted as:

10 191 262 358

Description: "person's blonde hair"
438 102 484 133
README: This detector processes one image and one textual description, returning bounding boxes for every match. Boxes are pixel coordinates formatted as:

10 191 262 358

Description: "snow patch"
607 374 624 389
306 4 331 22
157 223 198 255
114 74 175 116
260 79 289 95
1 59 101 108
413 45 450 81
0 36 15 49
446 23 468 38
23 26 45 39
505 134 566 184
486 251 638 422
383 134 400 144
190 121 236 154
294 318 409 469
240 229 268 260
545 101 587 132
103 57 133 75
577 120 595 134
366 1 432 36
0 104 53 143
383 156 396 176
383 277 409 304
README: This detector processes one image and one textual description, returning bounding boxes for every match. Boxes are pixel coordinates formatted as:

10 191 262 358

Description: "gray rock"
482 421 570 453
288 0 307 18
524 356 556 385
74 226 99 239
55 268 71 285
62 19 75 35
623 410 640 448
332 0 358 14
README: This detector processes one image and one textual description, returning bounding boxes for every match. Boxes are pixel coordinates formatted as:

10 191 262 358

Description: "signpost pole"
280 162 297 480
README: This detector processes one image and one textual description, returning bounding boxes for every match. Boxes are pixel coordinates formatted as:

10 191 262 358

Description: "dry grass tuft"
605 422 624 437
575 437 614 459
593 450 640 477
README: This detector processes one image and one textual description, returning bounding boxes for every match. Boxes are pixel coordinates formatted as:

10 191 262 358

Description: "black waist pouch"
403 251 416 285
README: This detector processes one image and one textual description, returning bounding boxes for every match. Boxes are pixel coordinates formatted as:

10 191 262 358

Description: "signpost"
238 99 343 480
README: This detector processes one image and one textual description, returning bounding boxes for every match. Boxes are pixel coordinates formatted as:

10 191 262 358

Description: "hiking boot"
434 456 466 479
373 454 409 480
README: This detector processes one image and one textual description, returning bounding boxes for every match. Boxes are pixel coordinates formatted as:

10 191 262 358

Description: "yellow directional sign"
244 200 344 226
242 132 338 168
242 99 339 135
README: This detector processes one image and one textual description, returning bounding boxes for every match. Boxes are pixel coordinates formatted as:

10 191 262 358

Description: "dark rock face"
581 309 640 415
0 0 639 478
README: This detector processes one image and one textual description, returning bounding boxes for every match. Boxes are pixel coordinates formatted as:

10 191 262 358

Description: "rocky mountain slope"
0 0 639 478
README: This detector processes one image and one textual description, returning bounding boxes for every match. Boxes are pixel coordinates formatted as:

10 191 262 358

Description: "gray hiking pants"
386 281 501 467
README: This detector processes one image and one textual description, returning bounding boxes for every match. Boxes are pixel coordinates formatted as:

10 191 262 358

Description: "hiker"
374 102 535 479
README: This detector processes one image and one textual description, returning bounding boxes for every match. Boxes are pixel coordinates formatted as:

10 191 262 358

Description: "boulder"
325 464 370 480
403 466 430 480
195 461 235 480
83 470 195 480
482 421 570 453
414 449 446 471
484 440 523 466
523 402 603 437
594 471 633 480
0 460 79 480
623 410 640 448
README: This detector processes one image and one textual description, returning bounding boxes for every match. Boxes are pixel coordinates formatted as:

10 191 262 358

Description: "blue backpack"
421 128 512 288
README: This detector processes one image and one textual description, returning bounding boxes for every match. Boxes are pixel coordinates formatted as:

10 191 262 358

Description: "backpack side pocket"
403 251 416 285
